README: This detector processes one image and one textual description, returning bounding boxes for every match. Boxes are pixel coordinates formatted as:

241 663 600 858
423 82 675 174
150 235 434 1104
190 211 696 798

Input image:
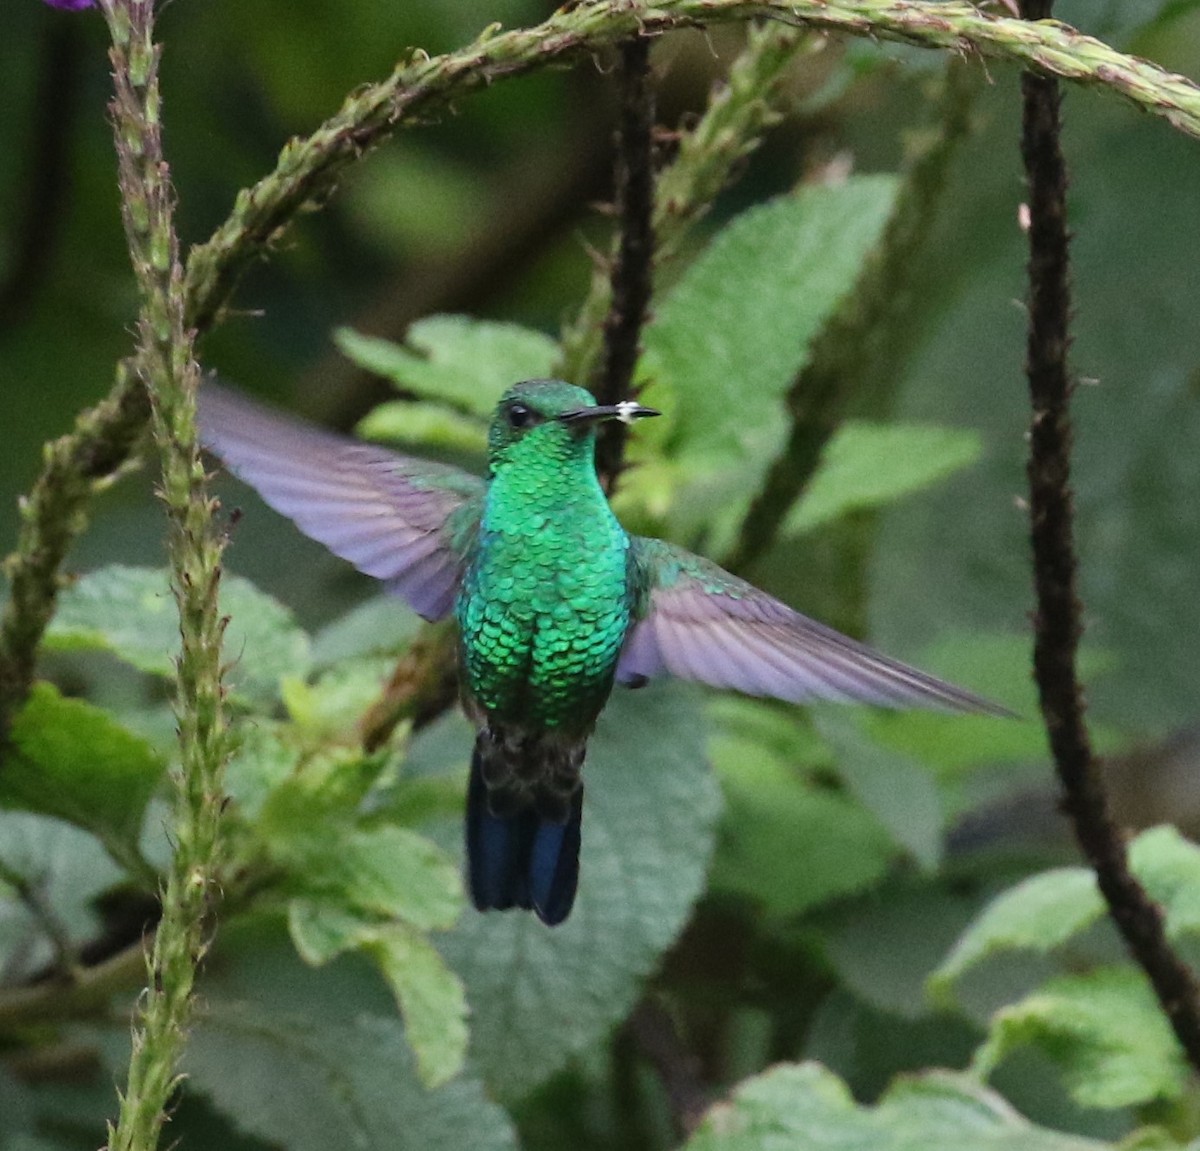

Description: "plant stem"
0 365 149 748
1018 0 1200 1075
95 1 230 1147
596 37 657 492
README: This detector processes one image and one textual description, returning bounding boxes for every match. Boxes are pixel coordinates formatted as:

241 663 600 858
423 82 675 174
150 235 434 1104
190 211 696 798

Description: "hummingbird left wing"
198 384 485 620
619 537 1006 715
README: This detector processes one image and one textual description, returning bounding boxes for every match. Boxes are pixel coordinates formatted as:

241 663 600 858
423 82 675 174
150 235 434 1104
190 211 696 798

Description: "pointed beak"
557 400 661 428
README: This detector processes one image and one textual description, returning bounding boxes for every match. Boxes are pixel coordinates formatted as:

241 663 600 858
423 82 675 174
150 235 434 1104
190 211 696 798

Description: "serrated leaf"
685 1062 1112 1151
160 916 510 1144
783 422 983 537
288 898 366 965
364 923 468 1088
637 177 899 551
186 1007 515 1151
356 399 488 454
281 824 463 932
437 680 720 1101
254 746 384 833
973 968 1187 1110
1 683 164 852
931 828 1200 1004
46 566 311 706
336 316 557 417
288 900 468 1087
645 179 899 459
222 721 300 820
281 656 394 737
928 869 1103 1001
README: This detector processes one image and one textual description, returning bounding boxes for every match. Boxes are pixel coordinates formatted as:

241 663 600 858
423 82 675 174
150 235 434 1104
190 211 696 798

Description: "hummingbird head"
486 379 659 474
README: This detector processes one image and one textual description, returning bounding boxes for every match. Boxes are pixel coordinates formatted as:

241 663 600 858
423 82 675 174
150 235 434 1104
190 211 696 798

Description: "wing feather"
198 384 484 621
619 537 1006 715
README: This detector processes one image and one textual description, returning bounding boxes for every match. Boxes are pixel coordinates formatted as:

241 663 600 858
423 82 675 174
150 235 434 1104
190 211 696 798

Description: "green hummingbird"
199 380 1000 926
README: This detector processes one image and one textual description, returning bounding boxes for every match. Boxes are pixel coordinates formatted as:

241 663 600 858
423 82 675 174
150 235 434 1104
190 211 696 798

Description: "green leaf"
709 704 894 918
1 683 164 854
928 868 1102 1001
336 315 557 417
825 882 982 1020
684 1062 1113 1151
930 827 1200 1003
281 656 395 738
186 1007 516 1151
973 968 1188 1110
356 400 488 454
637 176 899 550
275 823 463 933
310 595 422 667
814 708 944 871
222 721 299 820
0 811 124 981
171 915 514 1145
46 566 311 706
288 900 468 1087
364 923 468 1088
783 422 983 537
437 680 720 1101
1128 825 1200 938
288 897 367 965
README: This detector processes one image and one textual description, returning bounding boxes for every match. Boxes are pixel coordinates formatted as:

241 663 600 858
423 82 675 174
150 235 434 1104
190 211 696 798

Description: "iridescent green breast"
456 448 633 732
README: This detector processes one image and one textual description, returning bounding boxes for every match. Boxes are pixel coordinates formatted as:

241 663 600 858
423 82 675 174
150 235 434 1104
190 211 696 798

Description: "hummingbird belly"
457 521 633 731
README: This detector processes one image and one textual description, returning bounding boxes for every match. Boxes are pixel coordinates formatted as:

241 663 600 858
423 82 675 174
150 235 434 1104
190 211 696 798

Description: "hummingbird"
199 380 1001 926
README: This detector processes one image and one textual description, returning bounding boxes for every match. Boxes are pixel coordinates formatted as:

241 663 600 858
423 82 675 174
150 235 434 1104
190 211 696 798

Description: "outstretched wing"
198 384 485 621
619 537 1006 714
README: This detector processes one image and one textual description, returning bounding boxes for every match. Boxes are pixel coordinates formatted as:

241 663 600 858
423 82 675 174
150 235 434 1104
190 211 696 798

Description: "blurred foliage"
4 1 1200 1150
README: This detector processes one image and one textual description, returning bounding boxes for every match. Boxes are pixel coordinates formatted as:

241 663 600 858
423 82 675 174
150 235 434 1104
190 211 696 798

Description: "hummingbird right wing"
619 537 1007 715
198 384 485 621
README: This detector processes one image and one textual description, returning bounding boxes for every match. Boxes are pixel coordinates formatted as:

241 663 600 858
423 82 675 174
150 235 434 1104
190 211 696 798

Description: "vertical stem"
95 1 230 1147
596 37 657 493
1018 0 1200 1073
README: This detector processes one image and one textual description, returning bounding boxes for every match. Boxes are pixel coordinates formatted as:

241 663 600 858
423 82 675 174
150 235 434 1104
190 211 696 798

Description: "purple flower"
43 0 96 9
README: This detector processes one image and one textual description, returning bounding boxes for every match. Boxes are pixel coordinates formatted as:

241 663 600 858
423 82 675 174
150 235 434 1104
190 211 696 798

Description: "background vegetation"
3 1 1200 1149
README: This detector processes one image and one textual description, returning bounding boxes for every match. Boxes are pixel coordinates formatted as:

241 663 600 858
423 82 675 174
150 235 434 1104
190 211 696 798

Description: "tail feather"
466 739 583 926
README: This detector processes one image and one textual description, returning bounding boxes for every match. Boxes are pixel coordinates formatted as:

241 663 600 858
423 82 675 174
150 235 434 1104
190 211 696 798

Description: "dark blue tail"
466 745 582 926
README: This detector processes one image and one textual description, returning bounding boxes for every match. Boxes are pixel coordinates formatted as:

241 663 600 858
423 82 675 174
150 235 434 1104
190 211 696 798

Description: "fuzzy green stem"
0 365 148 745
95 1 229 1149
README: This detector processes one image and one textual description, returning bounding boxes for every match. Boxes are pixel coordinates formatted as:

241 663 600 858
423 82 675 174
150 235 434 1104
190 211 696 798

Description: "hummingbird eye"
508 402 535 429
